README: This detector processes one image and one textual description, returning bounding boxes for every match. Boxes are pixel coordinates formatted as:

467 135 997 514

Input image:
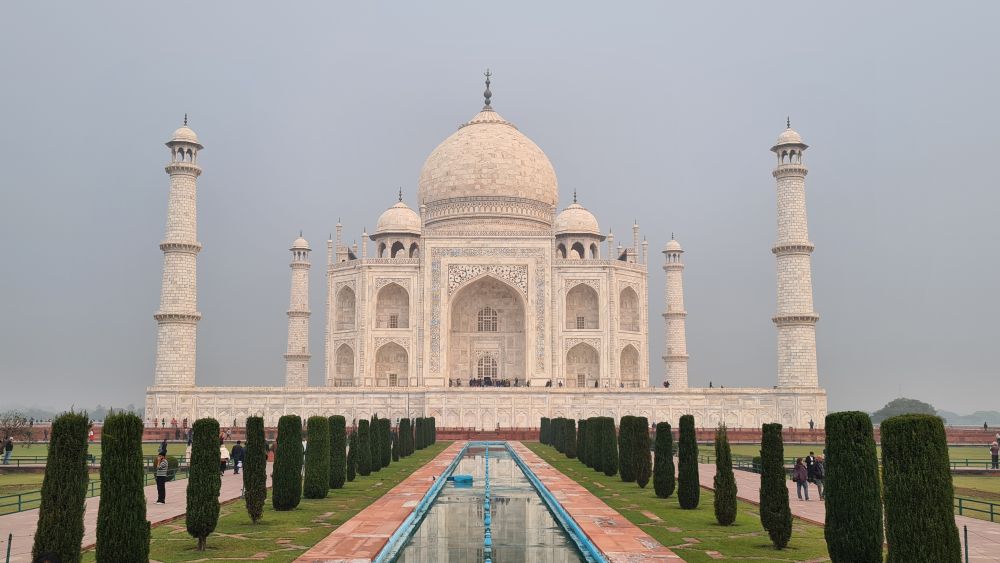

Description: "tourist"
219 440 230 475
990 441 999 470
231 440 245 475
792 458 809 500
809 418 814 430
804 451 815 474
3 437 13 464
812 455 826 500
985 421 989 432
159 437 168 456
154 453 169 504
88 429 95 443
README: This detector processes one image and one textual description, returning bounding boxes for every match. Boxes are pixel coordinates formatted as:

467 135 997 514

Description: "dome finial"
671 232 675 240
483 68 492 108
184 113 188 126
573 189 577 204
299 229 303 237
398 187 403 202
786 116 791 129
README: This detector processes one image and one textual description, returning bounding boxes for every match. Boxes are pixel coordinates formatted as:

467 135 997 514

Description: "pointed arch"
556 243 567 259
375 342 407 387
390 241 405 258
376 282 409 328
334 343 354 386
570 242 585 259
336 286 356 331
566 283 599 330
409 242 420 258
619 286 640 332
449 275 526 382
620 344 640 386
566 342 599 388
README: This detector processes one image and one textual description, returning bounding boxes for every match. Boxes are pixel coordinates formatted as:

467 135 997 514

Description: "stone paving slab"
509 441 681 562
295 441 466 562
0 464 271 563
697 462 1000 562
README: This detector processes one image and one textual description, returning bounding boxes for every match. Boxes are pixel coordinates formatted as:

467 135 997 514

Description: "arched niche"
620 344 640 386
336 286 356 331
449 276 525 382
566 342 599 388
375 283 409 328
334 344 354 386
565 283 599 330
375 342 407 387
619 286 640 332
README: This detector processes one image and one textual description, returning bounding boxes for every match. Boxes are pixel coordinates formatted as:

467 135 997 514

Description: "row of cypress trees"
575 416 618 477
617 416 652 488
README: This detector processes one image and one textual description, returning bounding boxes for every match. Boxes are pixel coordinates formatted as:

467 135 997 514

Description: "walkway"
697 463 1000 562
0 465 271 563
296 441 466 562
510 441 680 561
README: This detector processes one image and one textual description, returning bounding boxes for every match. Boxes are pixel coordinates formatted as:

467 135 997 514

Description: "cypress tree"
391 430 400 462
653 422 675 498
589 418 603 473
430 416 436 444
565 418 577 458
410 418 416 452
540 417 550 445
272 414 303 510
370 414 382 471
553 418 564 453
95 411 149 562
243 416 267 523
882 414 960 563
380 418 392 468
677 414 700 509
635 417 652 488
346 430 357 482
304 416 331 499
824 411 882 563
413 418 422 450
759 423 791 549
31 411 90 563
424 417 433 447
601 417 619 477
186 417 221 551
356 419 373 476
713 425 737 525
577 419 587 465
328 415 347 490
619 416 636 482
399 418 411 457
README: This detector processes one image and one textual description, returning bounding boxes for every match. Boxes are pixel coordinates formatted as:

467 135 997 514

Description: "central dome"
418 106 558 232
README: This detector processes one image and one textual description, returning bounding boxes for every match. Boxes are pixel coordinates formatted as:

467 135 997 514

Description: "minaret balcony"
771 242 815 255
772 164 808 178
164 162 202 176
772 313 819 326
154 312 201 323
159 241 202 254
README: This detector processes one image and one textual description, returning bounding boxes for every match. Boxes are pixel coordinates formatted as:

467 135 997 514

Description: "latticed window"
478 356 498 379
389 314 399 329
576 316 585 329
477 306 498 332
577 374 586 387
389 373 398 386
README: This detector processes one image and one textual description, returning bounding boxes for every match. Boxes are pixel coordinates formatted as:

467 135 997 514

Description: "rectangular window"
577 373 586 387
576 316 585 329
389 373 398 387
389 314 399 329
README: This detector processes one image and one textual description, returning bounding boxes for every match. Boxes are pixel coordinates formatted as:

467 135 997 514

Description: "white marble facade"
146 83 828 429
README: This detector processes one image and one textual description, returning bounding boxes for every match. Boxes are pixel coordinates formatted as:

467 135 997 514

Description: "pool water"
394 444 586 563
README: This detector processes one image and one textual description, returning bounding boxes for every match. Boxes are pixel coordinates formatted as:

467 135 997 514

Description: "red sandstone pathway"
0 465 271 563
697 462 1000 562
296 441 467 562
509 441 681 562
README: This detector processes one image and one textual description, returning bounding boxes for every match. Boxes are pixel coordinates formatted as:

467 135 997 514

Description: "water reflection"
395 445 585 563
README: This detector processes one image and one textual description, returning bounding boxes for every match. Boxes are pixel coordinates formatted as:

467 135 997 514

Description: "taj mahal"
145 76 827 429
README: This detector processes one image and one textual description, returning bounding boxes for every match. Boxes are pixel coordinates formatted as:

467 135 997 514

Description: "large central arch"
448 275 526 382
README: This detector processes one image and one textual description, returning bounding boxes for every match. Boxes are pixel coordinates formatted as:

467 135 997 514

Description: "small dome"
291 235 310 250
554 202 601 236
375 201 422 235
664 239 683 252
774 127 804 147
170 125 200 145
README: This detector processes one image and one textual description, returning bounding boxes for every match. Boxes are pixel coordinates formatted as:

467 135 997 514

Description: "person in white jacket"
219 441 230 475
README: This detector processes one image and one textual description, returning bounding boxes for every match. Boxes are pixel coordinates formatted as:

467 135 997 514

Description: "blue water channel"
387 443 597 563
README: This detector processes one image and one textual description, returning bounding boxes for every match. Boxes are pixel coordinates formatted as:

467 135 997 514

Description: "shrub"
653 422 675 498
31 411 90 563
356 419 373 476
634 417 651 488
186 418 221 551
414 418 423 451
565 419 577 459
328 415 346 490
346 430 357 482
823 411 882 562
391 429 399 462
601 417 618 477
618 416 636 482
553 417 564 453
759 423 791 548
882 414 961 563
588 418 603 472
243 416 267 523
96 411 149 561
677 415 700 509
430 416 436 444
576 419 587 465
304 416 330 499
540 417 550 445
370 415 382 472
398 418 411 457
272 415 303 510
713 425 737 525
382 418 393 467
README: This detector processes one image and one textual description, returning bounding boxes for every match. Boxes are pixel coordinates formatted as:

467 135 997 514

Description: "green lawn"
526 442 830 563
0 471 100 497
5 442 189 459
81 441 450 563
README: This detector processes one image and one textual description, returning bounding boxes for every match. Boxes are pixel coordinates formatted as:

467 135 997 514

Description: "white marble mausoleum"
145 79 827 429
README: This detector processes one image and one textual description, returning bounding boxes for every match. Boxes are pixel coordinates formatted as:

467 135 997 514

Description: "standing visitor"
990 441 999 470
231 440 245 474
793 457 810 500
804 451 815 474
3 437 12 464
159 437 168 456
811 455 825 500
155 453 169 504
219 440 230 475
89 429 95 443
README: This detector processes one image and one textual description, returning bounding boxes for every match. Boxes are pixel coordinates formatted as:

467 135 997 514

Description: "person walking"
219 440 230 476
3 437 13 464
811 455 826 500
990 441 999 470
793 457 810 501
231 440 245 475
154 453 169 504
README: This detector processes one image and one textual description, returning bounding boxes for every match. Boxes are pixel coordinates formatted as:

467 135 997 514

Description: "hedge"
618 415 637 482
823 411 882 562
634 417 651 488
95 411 149 561
31 411 90 563
186 418 221 550
399 418 412 457
576 419 587 466
713 425 737 525
677 414 700 509
882 414 961 563
370 415 382 472
328 415 347 490
540 417 550 445
346 430 357 482
759 423 791 548
304 416 331 499
356 419 373 476
601 417 618 477
272 415 303 510
653 422 675 498
565 418 577 459
243 416 267 523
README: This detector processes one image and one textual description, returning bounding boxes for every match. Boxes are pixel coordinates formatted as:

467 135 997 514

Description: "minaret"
662 237 688 388
771 120 819 388
153 117 203 387
284 233 311 388
632 220 640 263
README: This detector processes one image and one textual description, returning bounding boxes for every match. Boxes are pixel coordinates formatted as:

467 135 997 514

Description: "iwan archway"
448 276 526 384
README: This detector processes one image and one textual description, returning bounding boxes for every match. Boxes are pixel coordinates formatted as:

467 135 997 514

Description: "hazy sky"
1 2 997 415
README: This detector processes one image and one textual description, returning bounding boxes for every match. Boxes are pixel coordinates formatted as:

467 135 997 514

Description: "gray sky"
1 2 997 415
